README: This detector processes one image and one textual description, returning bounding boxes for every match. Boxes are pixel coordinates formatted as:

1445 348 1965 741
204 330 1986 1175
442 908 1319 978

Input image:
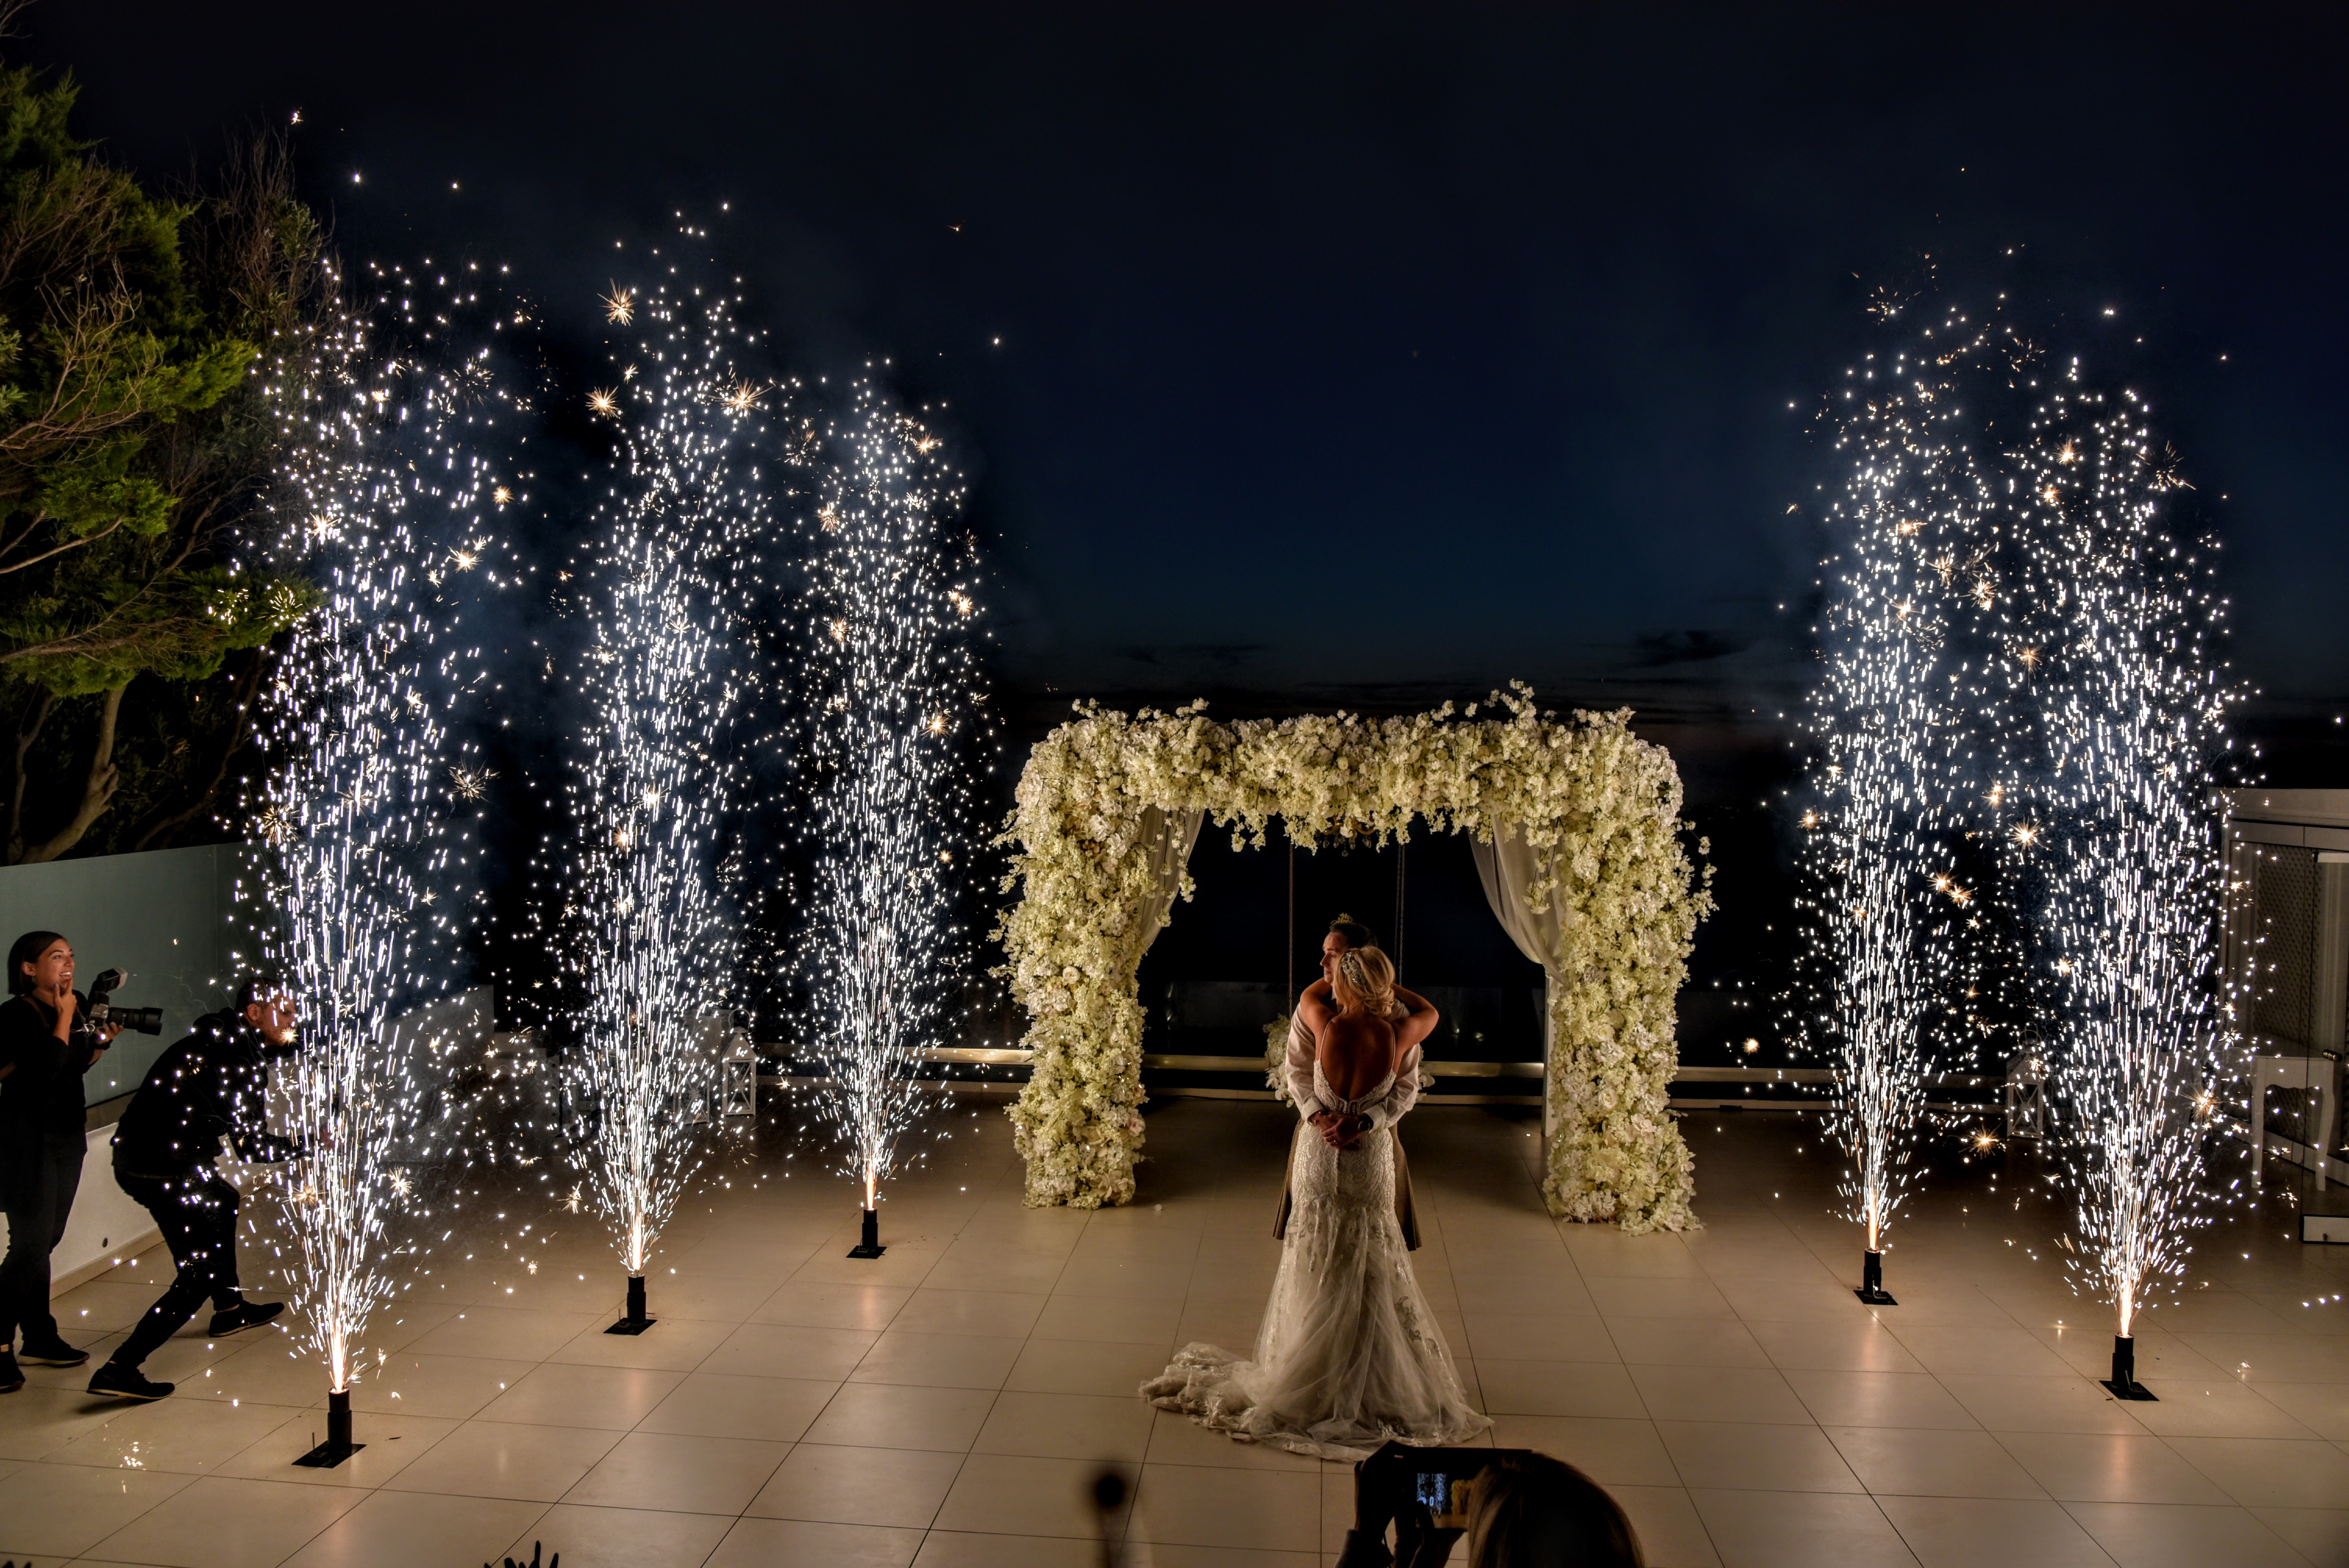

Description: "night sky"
27 3 2349 776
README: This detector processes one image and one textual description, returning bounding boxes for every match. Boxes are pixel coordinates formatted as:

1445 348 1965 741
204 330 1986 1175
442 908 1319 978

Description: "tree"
0 41 322 861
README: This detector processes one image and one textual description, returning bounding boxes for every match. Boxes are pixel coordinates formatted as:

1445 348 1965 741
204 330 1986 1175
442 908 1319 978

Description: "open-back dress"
1141 1060 1490 1459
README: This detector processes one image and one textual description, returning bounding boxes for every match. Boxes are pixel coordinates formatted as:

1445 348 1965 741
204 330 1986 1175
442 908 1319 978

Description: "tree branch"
0 285 157 455
15 679 127 863
0 513 127 575
5 685 53 862
129 645 271 852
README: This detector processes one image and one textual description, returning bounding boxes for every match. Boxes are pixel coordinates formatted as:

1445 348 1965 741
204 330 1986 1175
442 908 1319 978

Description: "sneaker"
87 1361 173 1401
0 1349 21 1393
207 1300 285 1337
17 1335 89 1367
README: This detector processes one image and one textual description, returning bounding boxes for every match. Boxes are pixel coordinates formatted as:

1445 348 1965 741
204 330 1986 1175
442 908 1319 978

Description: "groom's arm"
1285 1007 1328 1119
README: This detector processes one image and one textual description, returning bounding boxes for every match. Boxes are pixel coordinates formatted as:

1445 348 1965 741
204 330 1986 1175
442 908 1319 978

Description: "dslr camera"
87 968 164 1035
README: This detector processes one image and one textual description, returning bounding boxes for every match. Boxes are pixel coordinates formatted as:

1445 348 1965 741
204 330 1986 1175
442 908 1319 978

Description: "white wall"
0 841 264 1105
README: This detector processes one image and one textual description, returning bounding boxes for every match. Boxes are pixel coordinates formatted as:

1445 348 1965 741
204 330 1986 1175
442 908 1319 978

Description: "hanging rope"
1286 838 1296 1001
1394 842 1406 966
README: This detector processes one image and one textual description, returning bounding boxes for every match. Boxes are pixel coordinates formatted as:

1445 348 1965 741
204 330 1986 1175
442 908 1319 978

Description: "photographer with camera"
0 931 120 1392
1338 1441 1645 1568
87 975 301 1401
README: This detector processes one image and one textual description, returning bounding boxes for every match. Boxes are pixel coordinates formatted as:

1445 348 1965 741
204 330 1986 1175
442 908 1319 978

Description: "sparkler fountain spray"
566 276 776 1331
258 267 513 1464
1802 497 1940 1303
1798 296 2010 1307
804 383 984 1258
1800 287 2237 1371
2015 381 2234 1400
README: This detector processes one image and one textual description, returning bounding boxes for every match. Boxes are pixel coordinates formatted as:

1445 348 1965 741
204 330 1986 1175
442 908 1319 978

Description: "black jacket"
0 991 103 1143
110 1009 301 1179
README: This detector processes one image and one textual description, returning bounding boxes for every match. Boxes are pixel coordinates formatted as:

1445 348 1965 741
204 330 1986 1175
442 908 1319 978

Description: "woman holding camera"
0 930 116 1392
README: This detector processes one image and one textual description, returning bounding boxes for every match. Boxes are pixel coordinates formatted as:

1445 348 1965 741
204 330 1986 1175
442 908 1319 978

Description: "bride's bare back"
1318 1010 1400 1103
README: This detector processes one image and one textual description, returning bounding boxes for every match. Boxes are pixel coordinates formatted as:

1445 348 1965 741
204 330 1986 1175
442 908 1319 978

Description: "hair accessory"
1339 950 1369 989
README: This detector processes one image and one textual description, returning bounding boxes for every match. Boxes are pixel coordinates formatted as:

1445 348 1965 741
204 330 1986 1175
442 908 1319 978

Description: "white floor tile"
0 1460 195 1560
87 1473 359 1568
279 1488 549 1568
35 1104 2349 1567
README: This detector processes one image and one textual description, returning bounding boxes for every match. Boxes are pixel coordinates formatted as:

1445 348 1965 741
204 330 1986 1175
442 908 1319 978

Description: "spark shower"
554 255 987 1288
257 265 515 1463
802 383 986 1255
563 273 779 1329
1798 290 2236 1370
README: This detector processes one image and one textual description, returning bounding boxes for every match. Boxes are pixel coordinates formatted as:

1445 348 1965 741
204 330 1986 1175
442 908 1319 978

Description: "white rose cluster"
994 685 1712 1231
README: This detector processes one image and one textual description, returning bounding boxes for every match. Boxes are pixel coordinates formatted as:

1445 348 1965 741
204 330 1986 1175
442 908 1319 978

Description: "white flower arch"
995 687 1713 1231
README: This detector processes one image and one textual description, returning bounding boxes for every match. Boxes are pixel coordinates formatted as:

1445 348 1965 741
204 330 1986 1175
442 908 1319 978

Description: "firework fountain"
1800 288 2236 1373
564 275 778 1330
1798 304 1993 1306
2016 381 2234 1399
1804 411 1936 1305
258 265 514 1463
803 383 984 1257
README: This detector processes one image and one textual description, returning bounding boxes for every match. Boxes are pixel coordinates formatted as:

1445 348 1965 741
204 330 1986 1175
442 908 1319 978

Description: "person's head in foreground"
1467 1451 1644 1568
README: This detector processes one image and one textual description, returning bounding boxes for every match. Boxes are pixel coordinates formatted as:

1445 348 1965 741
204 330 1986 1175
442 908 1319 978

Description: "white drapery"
1123 806 1206 969
1472 825 1574 1143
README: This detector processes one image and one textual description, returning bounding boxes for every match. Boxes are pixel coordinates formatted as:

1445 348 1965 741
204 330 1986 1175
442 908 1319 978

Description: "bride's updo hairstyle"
1332 945 1397 1017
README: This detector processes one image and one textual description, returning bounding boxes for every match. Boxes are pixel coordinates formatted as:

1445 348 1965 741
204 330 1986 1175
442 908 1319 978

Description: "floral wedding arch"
994 686 1713 1232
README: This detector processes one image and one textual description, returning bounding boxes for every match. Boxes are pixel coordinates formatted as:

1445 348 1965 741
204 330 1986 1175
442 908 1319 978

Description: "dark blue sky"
29 3 2349 736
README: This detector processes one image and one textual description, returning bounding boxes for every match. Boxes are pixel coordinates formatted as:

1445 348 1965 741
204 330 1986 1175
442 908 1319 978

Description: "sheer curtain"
1123 806 1206 969
1472 825 1572 1144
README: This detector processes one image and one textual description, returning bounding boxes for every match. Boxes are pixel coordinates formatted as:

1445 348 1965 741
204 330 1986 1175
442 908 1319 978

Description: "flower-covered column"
1543 732 1706 1232
999 707 1220 1206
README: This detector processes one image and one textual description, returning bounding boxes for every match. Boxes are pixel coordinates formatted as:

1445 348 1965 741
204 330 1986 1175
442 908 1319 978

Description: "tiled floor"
5 1099 2348 1566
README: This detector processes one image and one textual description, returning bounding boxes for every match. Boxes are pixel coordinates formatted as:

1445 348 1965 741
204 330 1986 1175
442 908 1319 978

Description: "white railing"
757 1047 2020 1112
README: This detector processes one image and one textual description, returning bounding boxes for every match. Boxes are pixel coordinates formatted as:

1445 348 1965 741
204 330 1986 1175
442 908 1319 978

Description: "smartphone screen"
1415 1470 1477 1528
1386 1445 1499 1531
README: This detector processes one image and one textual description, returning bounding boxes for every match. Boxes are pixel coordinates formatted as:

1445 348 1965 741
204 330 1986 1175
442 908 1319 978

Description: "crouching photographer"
1337 1441 1645 1568
88 976 304 1401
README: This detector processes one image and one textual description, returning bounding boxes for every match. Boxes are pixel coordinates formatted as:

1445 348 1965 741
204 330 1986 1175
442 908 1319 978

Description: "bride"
1142 944 1490 1459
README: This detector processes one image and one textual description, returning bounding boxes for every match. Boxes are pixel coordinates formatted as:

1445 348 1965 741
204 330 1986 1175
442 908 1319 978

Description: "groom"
1275 915 1434 1251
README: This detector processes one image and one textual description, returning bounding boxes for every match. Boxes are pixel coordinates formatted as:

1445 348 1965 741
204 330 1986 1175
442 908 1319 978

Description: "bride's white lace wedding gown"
1142 1061 1490 1459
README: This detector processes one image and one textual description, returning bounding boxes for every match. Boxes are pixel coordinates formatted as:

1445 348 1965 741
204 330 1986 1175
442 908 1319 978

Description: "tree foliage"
0 36 324 861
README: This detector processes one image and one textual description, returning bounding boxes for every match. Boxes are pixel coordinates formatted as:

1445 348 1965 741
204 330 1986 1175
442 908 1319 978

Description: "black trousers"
0 1133 86 1348
113 1170 244 1368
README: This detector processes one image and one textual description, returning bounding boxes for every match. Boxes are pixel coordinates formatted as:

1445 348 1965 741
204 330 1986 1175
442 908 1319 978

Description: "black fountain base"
2101 1334 2157 1400
847 1207 886 1258
1854 1248 1897 1305
606 1273 656 1335
294 1388 367 1468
